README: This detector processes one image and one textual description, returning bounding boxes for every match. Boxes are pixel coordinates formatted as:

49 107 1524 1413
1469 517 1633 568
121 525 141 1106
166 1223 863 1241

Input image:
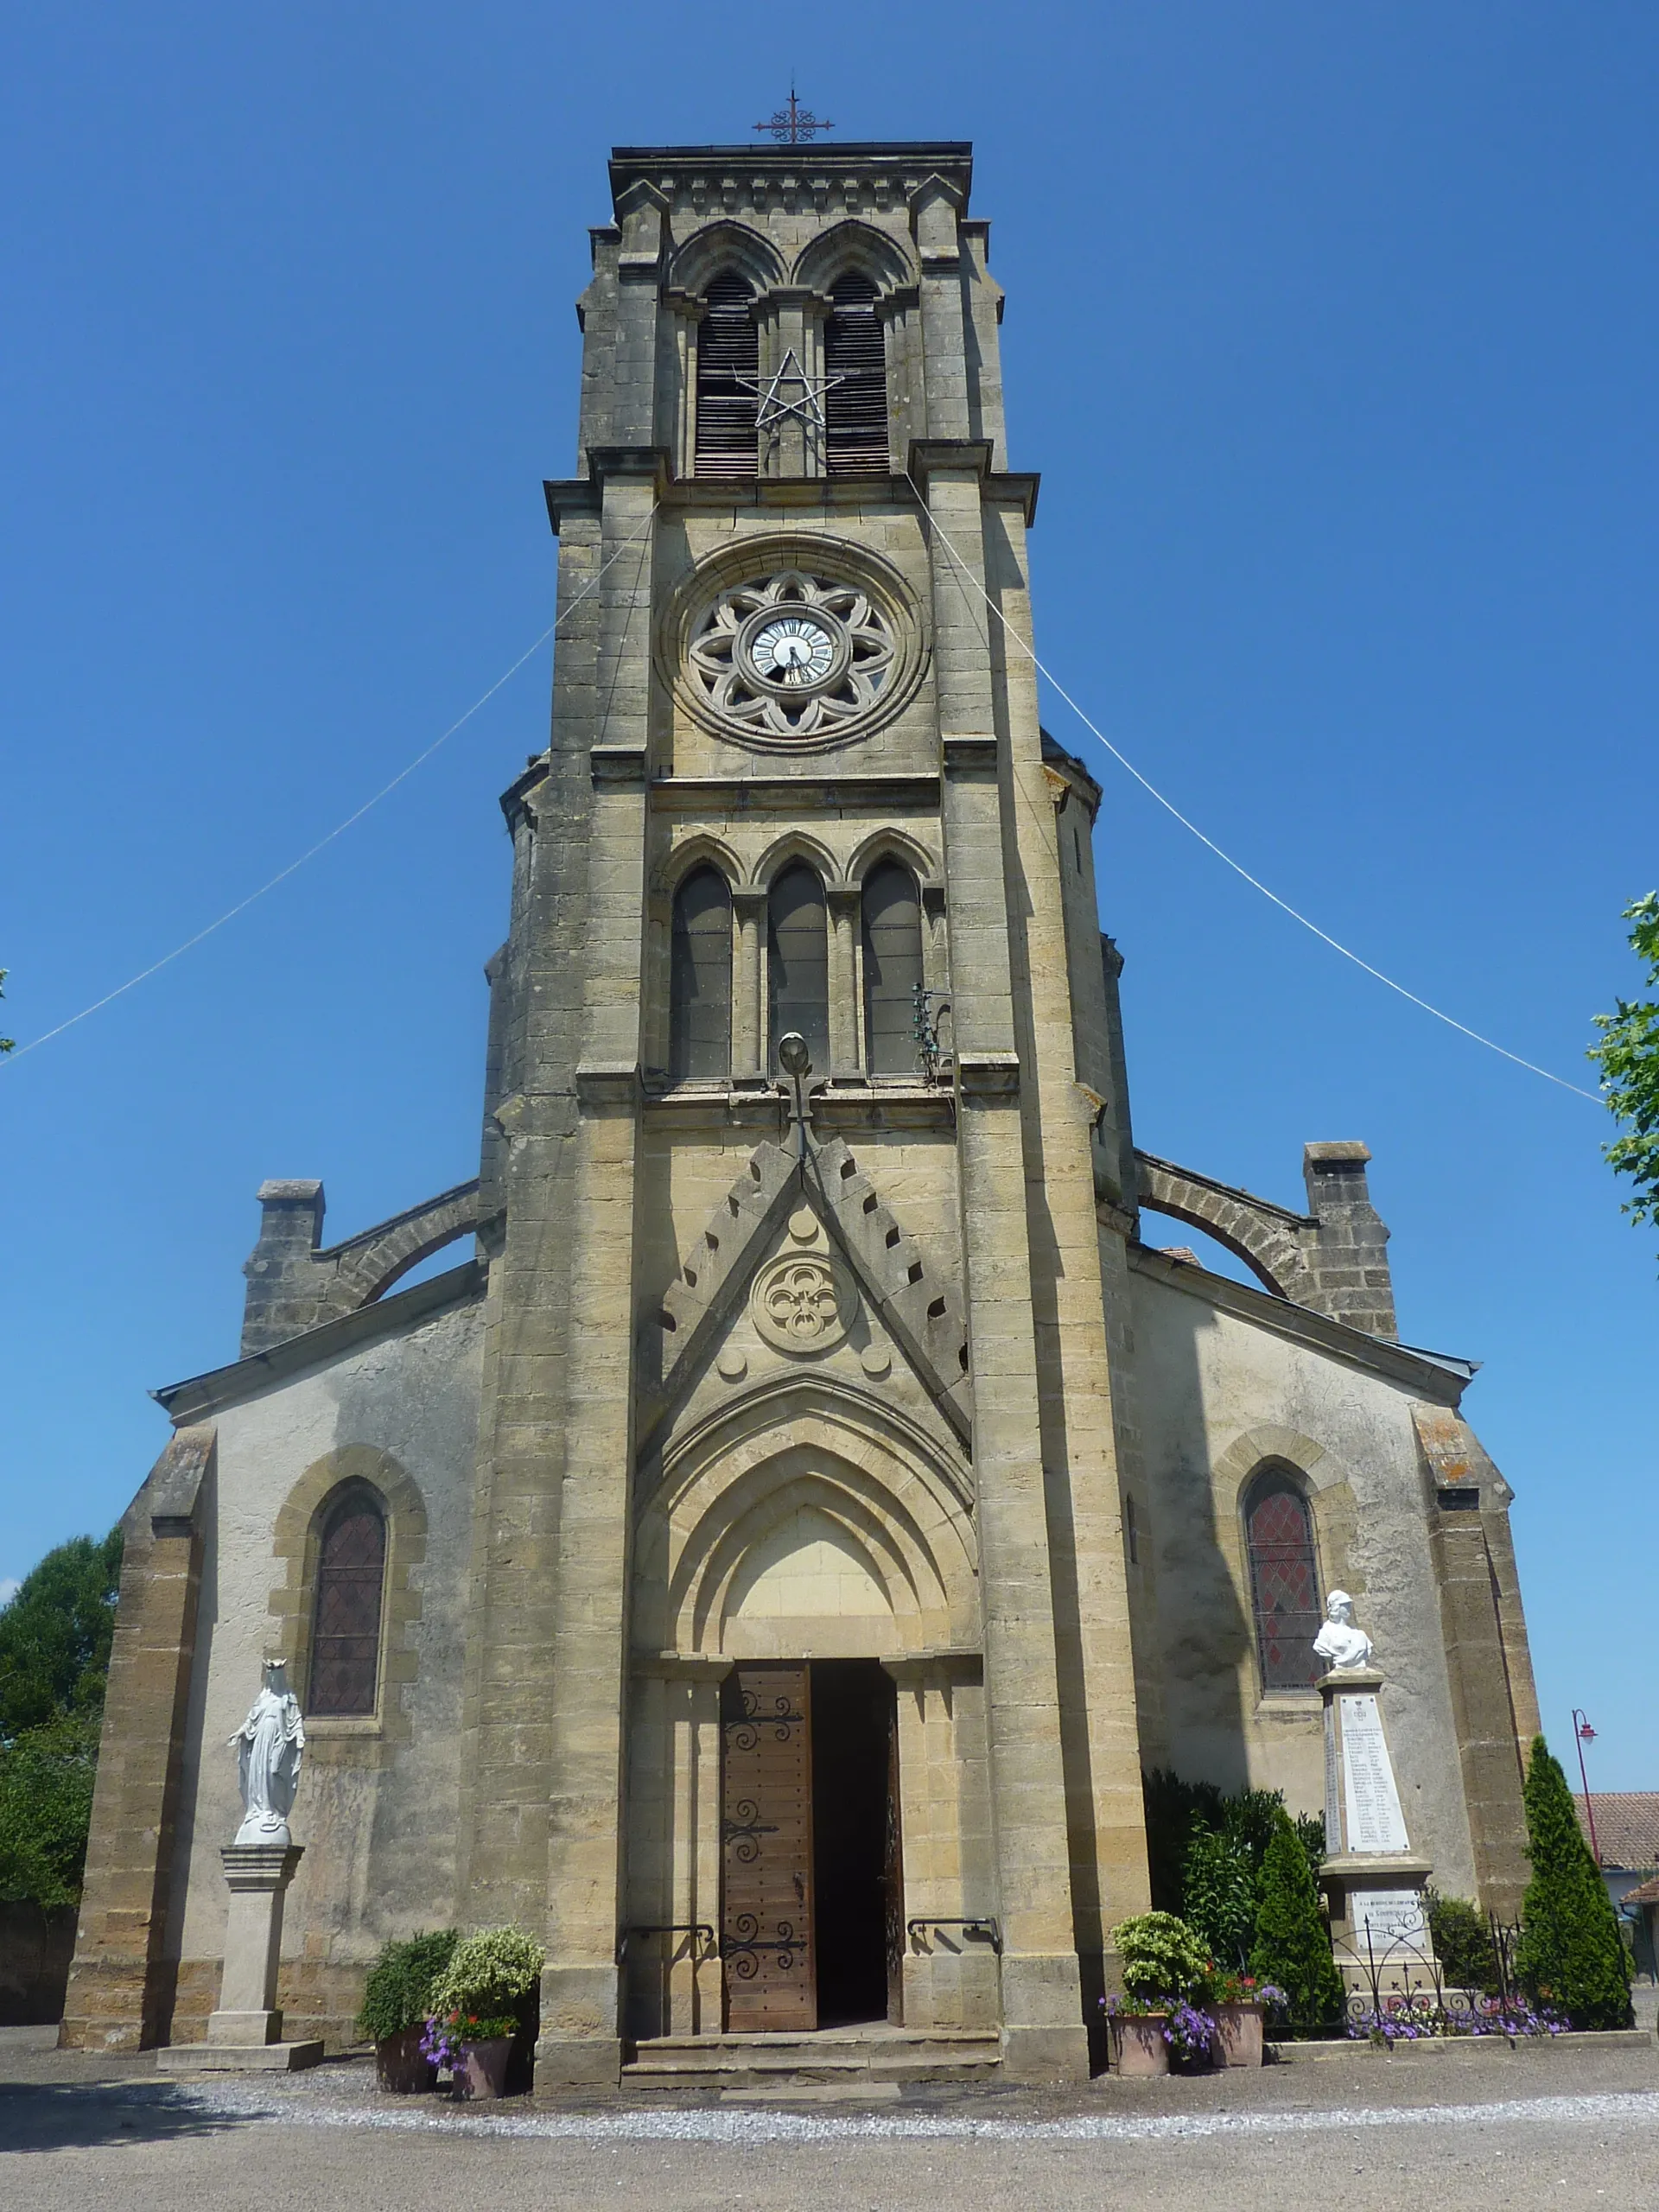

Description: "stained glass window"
309 1488 386 1716
1244 1471 1322 1693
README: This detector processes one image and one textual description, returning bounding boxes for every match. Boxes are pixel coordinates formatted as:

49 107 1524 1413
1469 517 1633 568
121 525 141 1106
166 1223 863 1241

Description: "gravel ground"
3 2026 1656 2210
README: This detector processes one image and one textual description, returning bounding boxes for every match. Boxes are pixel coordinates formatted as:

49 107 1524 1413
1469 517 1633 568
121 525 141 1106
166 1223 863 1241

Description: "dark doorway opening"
810 1660 899 2026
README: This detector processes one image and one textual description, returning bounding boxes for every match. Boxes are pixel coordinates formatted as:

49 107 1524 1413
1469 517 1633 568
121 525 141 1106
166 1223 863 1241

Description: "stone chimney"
1300 1142 1398 1341
240 1181 327 1357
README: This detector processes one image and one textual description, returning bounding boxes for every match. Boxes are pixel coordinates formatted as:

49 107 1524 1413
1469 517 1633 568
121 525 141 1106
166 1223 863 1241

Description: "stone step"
622 2027 1001 2093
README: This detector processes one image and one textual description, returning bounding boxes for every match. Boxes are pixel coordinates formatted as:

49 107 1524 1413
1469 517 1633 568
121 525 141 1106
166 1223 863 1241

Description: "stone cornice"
1126 1243 1472 1404
651 772 940 814
154 1261 486 1424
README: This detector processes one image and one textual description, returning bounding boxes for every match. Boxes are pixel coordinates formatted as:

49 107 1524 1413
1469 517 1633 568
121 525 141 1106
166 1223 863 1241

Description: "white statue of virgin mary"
230 1657 306 1847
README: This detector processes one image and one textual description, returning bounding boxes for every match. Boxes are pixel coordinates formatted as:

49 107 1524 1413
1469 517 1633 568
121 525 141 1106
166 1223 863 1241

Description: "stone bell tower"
460 139 1153 2088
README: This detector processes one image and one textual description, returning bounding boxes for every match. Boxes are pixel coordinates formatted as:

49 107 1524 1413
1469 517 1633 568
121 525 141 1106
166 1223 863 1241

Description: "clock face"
748 616 836 689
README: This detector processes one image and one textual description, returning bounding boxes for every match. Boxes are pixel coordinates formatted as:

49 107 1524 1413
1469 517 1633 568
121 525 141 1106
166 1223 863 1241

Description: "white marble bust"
1313 1589 1376 1674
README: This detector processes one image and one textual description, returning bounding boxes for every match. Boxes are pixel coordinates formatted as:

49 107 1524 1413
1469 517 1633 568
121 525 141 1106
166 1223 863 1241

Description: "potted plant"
1101 1992 1172 2076
1210 1972 1283 2068
424 1927 546 2101
1106 1912 1216 2075
356 1929 460 2092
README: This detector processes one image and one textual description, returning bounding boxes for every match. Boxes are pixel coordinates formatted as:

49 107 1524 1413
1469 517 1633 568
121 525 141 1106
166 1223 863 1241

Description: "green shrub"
1515 1737 1633 2031
1181 1825 1256 1974
1424 1891 1500 1994
356 1929 461 2044
429 1927 547 2023
1249 1810 1344 2032
1110 1910 1211 2001
0 1711 101 1910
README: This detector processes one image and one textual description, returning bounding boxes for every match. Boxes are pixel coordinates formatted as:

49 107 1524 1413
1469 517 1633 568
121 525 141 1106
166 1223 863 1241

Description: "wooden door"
721 1663 816 2031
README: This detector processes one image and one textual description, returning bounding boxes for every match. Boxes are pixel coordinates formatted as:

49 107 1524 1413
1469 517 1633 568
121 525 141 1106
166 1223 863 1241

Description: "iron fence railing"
1330 1915 1531 2032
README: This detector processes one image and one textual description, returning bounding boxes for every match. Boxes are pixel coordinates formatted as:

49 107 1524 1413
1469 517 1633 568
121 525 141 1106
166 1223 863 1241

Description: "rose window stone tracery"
687 571 895 740
748 1251 856 1353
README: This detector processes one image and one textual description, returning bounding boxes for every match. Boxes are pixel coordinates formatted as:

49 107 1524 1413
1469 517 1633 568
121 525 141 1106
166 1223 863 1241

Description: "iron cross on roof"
753 86 834 143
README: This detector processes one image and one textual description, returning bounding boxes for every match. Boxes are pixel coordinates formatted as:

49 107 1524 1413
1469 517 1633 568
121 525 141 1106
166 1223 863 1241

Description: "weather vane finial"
753 84 834 144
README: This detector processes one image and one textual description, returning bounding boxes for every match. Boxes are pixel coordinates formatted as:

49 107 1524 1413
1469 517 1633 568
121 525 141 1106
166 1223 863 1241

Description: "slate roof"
1574 1793 1659 1872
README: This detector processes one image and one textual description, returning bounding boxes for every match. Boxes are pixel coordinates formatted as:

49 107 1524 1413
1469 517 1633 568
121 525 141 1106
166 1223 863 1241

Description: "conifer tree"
1515 1736 1633 2030
1249 1808 1344 2031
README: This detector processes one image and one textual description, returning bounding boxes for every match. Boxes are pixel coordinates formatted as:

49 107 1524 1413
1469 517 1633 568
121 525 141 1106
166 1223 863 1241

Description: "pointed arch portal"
626 1387 988 2043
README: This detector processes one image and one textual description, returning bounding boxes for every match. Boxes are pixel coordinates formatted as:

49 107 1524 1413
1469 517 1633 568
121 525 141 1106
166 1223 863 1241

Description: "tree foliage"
0 1712 101 1910
1143 1767 1326 1961
0 1529 123 1909
1423 1890 1500 1994
1249 1808 1345 2031
0 966 13 1054
1515 1736 1633 2030
0 1530 124 1739
1589 891 1659 1262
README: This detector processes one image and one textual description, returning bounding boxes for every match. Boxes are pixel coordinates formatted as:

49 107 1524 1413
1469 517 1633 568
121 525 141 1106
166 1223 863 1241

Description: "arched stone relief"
790 218 918 296
668 219 788 298
634 1379 978 1660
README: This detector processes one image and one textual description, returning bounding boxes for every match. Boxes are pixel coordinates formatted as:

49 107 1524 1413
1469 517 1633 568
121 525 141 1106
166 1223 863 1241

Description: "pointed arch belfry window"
861 861 923 1074
309 1485 387 1716
696 272 760 478
671 866 733 1079
1243 1468 1323 1692
823 274 887 476
768 865 830 1074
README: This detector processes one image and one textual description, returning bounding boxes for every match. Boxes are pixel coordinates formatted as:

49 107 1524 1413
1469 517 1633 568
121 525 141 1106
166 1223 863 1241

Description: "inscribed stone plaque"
1324 1700 1342 1848
1349 1889 1427 1947
1338 1693 1409 1854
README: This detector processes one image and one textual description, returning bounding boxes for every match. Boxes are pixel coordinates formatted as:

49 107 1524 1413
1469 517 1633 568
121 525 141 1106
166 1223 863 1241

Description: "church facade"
63 138 1541 2084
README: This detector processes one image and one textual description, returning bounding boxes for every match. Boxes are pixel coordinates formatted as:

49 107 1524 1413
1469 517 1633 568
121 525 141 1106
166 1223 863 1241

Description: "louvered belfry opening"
309 1485 387 1716
823 273 888 476
695 270 760 478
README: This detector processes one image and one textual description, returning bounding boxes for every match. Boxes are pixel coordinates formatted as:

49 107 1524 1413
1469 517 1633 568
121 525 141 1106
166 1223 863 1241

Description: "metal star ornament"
734 347 845 433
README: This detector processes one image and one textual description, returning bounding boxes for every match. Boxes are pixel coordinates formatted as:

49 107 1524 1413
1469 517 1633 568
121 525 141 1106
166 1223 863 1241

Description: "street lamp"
1573 1709 1601 1866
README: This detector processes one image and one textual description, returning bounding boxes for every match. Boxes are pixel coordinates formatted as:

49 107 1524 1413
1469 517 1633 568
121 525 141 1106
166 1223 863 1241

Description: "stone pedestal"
156 1844 322 2073
1318 1670 1437 1998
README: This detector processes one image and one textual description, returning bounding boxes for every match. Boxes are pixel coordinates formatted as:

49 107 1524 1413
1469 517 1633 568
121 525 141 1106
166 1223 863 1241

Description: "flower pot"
375 2024 438 2093
1110 2014 1170 2076
1213 2000 1265 2069
455 2036 513 2101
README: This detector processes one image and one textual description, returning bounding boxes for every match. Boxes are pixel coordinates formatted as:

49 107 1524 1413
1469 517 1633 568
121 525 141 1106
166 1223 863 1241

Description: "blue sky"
1 4 1653 1789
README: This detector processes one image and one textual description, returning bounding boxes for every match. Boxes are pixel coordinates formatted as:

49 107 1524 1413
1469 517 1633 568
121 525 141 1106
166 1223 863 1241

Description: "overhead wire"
904 469 1602 1107
2 501 658 1068
4 480 1604 1106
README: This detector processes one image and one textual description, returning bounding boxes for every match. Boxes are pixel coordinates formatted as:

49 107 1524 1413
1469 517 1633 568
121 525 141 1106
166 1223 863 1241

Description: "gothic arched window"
696 271 760 478
823 273 887 476
768 864 830 1074
309 1486 387 1716
861 861 924 1074
670 866 733 1079
1243 1469 1323 1693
